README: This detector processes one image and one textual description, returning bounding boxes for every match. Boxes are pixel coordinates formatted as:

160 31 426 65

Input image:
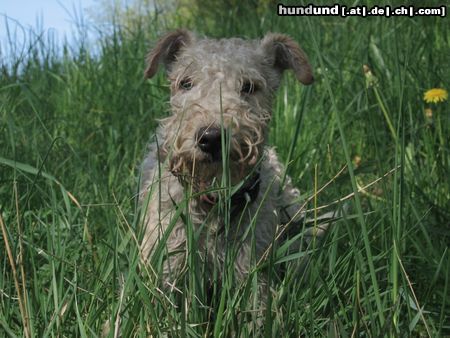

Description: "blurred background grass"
0 0 449 336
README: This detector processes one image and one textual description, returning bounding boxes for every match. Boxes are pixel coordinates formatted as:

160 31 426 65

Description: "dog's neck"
230 171 260 219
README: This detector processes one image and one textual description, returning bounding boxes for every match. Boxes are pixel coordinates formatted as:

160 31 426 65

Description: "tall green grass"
1 1 449 336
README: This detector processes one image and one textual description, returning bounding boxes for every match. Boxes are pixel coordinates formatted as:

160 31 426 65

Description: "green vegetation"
1 1 449 336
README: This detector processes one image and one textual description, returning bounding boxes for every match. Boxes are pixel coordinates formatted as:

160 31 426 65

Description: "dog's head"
145 30 313 204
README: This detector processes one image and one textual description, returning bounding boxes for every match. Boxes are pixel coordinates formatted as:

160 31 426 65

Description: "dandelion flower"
424 108 433 118
423 88 448 103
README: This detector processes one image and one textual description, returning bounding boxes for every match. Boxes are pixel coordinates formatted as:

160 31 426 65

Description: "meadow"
0 1 449 336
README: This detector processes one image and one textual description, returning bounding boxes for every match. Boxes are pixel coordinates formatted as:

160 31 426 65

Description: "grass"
1 0 449 336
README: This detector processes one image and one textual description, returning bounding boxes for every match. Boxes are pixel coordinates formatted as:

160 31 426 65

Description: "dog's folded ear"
144 29 193 78
261 33 314 85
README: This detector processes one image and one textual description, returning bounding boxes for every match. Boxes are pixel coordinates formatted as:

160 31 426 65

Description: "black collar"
230 171 260 219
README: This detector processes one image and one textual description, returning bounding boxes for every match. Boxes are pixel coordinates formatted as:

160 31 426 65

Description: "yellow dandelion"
424 108 433 118
423 88 448 104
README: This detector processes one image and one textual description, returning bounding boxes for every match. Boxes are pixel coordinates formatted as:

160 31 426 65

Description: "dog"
139 30 325 306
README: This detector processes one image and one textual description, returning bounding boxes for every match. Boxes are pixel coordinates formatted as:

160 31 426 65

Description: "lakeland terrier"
139 30 323 294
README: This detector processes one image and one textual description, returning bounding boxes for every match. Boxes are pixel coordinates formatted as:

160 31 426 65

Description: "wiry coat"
140 30 316 289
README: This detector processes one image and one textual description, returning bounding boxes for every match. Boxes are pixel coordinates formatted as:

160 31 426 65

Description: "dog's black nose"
196 126 222 158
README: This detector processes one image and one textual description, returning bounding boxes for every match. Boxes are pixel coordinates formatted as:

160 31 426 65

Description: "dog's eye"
179 78 193 90
241 80 256 95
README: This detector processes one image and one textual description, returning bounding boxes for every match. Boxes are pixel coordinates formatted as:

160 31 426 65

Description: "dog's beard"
168 151 257 206
165 127 264 206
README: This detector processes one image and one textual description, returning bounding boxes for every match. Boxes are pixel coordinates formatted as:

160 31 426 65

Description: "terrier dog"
140 30 322 295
